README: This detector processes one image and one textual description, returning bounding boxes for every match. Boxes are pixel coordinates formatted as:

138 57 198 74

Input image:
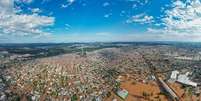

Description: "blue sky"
1 0 201 43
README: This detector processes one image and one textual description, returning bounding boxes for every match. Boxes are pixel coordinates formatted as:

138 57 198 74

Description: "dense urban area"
0 42 201 101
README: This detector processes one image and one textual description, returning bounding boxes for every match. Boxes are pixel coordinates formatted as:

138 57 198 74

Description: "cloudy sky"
0 0 201 43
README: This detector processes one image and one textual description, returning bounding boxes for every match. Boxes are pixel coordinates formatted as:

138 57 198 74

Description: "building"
169 71 197 87
177 74 197 87
116 89 128 100
169 70 179 83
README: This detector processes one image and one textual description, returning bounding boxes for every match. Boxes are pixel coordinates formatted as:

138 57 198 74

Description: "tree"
71 94 78 101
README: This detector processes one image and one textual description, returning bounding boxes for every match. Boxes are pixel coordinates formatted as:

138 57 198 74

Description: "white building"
174 56 193 60
177 74 197 87
169 71 197 87
169 70 179 83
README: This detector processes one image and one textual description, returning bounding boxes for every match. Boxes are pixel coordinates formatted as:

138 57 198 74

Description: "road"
139 52 180 101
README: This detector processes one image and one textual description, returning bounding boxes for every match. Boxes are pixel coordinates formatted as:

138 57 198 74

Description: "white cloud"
61 0 75 8
163 0 201 32
120 10 126 16
103 2 110 7
61 4 68 8
67 0 75 6
104 13 112 18
127 0 149 6
127 13 154 24
68 0 75 3
15 0 34 4
31 8 42 14
0 13 54 36
147 0 201 41
104 14 109 18
0 0 13 13
132 4 137 8
65 24 71 30
124 0 201 42
65 24 71 27
0 0 55 40
42 0 51 4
